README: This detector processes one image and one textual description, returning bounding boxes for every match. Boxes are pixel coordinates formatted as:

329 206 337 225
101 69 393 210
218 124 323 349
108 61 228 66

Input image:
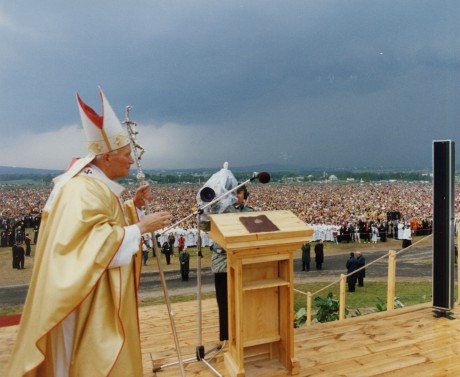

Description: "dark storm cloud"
0 0 459 169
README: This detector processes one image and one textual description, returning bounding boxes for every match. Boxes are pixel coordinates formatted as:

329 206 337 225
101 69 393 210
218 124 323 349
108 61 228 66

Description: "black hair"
237 184 249 200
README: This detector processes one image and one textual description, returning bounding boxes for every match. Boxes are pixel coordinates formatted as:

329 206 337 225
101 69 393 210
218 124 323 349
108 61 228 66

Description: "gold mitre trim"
87 130 130 155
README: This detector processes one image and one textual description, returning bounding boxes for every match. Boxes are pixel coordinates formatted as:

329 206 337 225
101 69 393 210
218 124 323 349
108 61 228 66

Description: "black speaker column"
432 140 455 312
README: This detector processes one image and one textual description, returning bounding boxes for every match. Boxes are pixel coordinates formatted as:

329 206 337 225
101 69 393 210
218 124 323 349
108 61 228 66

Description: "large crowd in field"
1 181 458 247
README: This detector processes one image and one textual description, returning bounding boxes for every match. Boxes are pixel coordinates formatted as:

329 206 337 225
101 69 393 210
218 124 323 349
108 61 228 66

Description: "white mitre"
45 88 130 212
76 87 130 155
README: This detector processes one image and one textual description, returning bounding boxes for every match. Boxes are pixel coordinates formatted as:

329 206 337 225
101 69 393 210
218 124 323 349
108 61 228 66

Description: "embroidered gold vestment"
7 175 143 376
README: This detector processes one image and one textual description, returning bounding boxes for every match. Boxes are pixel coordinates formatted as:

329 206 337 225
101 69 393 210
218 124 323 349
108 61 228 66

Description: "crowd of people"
0 181 450 249
1 187 42 248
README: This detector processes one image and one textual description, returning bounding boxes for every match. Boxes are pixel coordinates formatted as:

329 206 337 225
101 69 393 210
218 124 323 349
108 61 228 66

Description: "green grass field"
1 233 438 322
294 281 434 313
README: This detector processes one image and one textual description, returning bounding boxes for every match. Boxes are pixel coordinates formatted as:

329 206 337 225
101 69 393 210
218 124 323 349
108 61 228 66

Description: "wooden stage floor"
2 300 460 376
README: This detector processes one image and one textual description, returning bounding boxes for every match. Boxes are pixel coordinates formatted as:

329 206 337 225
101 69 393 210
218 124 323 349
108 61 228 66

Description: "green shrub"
314 292 348 323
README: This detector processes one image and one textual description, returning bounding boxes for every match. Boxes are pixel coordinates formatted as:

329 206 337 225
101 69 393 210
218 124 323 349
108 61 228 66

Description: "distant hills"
0 164 440 186
0 164 435 176
0 166 63 175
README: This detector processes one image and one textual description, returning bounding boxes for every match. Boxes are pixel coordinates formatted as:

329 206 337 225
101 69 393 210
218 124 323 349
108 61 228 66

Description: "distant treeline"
314 171 432 182
138 171 432 184
0 170 433 186
0 174 54 184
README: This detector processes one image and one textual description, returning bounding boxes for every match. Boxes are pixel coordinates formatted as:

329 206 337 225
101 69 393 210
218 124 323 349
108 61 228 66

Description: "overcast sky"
1 0 459 170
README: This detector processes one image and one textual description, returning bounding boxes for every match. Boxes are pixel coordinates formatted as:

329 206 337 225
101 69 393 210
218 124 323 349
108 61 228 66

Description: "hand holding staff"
123 106 185 377
133 183 154 208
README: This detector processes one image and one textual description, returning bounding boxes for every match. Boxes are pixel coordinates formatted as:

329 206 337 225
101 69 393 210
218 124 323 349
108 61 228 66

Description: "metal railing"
294 234 437 327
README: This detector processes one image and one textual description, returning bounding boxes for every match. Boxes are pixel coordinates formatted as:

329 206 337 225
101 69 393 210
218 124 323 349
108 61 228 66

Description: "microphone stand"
123 107 186 377
155 209 223 376
154 174 266 376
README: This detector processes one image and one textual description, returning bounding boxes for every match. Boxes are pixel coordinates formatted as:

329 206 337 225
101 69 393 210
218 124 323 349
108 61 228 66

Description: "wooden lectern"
208 210 313 377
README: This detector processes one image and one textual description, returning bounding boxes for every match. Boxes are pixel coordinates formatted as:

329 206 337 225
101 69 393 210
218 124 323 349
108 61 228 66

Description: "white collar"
44 154 95 212
79 164 126 197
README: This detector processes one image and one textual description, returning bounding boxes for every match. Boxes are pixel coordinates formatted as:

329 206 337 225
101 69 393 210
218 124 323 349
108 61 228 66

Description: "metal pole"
123 107 185 377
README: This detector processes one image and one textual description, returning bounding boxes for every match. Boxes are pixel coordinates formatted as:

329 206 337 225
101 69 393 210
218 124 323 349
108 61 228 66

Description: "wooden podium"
208 210 313 377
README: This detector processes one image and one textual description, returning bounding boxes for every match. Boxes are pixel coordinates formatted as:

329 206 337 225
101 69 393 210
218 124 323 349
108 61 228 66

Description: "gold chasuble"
7 174 144 376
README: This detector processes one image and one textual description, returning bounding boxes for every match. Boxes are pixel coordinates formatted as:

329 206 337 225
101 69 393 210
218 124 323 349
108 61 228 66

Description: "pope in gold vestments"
7 172 145 376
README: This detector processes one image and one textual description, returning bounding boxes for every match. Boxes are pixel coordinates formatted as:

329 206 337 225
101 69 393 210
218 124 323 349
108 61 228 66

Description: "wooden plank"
244 335 281 348
243 278 290 291
241 253 290 265
3 301 460 377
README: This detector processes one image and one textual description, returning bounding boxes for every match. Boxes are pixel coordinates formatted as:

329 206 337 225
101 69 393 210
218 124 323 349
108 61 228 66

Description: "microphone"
251 172 271 184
